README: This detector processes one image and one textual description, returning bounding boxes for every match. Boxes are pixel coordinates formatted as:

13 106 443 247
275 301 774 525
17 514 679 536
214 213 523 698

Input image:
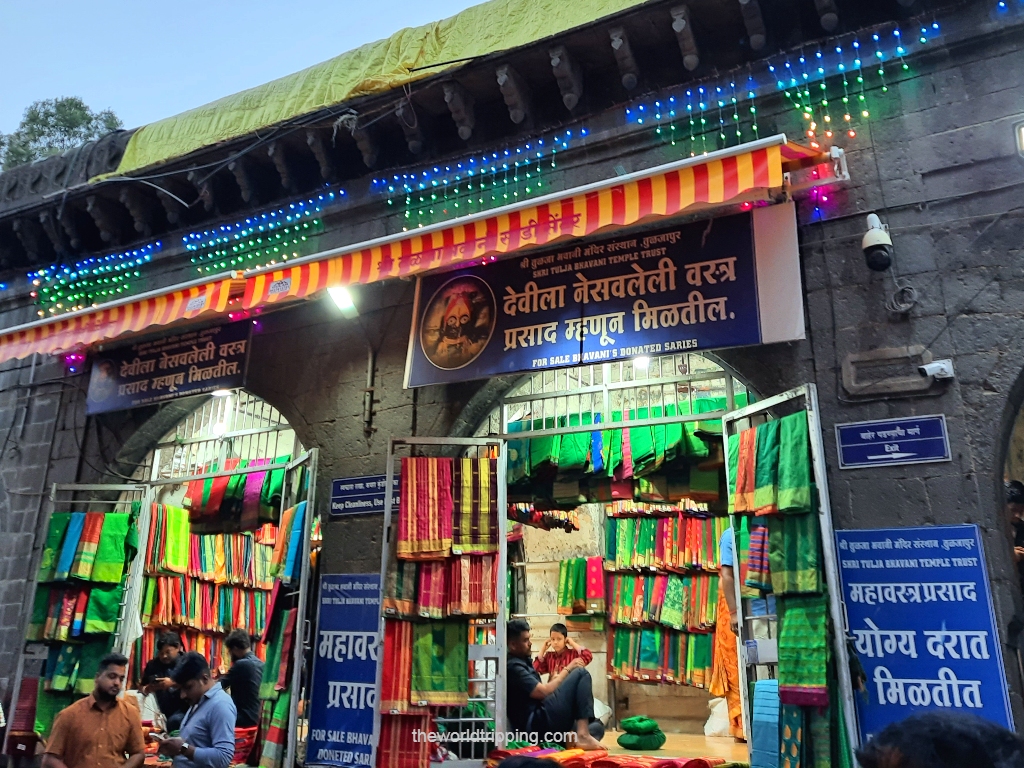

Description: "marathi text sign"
405 208 801 387
307 574 382 767
330 474 401 517
86 321 249 414
835 525 1012 741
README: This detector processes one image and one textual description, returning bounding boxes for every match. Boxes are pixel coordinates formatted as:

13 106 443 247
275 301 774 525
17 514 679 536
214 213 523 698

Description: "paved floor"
603 732 749 762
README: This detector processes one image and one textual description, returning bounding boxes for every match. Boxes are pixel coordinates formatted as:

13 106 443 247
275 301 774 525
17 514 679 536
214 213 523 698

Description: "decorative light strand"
29 243 161 316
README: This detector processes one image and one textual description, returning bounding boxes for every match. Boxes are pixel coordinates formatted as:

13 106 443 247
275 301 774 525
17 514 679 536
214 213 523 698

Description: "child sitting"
533 623 593 679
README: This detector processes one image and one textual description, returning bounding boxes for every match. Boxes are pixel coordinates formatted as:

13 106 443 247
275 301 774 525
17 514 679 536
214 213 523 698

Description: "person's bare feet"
574 732 604 751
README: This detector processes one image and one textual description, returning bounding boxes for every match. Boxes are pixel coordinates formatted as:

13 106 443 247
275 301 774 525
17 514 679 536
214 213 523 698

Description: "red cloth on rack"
376 714 431 768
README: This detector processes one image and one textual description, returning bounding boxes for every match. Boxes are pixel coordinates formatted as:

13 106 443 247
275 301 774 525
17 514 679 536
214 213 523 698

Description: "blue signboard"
86 320 249 414
405 210 803 387
330 474 401 517
835 415 951 469
306 574 382 767
835 525 1012 742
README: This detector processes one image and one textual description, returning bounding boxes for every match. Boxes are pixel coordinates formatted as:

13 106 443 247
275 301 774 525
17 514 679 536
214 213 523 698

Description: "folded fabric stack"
606 513 726 573
617 715 667 751
751 680 781 768
609 627 713 686
607 573 718 631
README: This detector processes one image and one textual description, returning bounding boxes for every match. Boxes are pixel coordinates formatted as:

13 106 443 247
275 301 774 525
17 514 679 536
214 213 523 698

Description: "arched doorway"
470 351 757 740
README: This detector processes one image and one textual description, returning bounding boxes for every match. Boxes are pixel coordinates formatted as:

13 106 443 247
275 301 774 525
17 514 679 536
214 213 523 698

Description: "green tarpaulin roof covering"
108 0 650 179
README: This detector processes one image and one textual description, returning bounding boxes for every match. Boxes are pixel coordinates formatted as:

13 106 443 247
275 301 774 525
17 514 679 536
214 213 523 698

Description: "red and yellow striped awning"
0 278 234 363
0 135 829 365
243 135 821 310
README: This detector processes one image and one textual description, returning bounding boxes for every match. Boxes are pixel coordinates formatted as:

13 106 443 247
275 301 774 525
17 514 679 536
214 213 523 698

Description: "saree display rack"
722 384 859 764
375 436 508 768
7 449 320 768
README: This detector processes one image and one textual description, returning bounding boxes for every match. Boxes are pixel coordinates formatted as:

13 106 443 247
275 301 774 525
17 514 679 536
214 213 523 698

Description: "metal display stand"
373 436 507 768
721 383 859 757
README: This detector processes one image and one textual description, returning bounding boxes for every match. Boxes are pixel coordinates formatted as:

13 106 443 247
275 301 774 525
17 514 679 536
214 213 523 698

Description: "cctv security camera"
862 213 893 272
918 359 955 380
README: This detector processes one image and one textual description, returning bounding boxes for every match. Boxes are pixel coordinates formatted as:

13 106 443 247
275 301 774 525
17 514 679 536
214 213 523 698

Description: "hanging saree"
753 419 781 515
417 561 447 619
259 455 291 523
162 506 191 574
558 413 592 475
410 619 468 706
780 704 806 768
258 691 291 768
585 556 605 614
777 594 829 707
70 588 89 637
92 513 130 583
778 412 812 514
397 457 454 560
506 420 531 485
379 619 422 713
451 457 498 555
377 713 431 768
733 427 758 512
383 557 418 618
38 513 70 582
27 586 50 641
54 512 85 581
84 582 124 635
709 590 743 739
746 525 772 591
767 511 822 595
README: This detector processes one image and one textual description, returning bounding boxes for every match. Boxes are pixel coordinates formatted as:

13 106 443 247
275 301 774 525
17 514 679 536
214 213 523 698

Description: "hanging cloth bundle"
396 457 454 560
379 619 424 713
451 457 498 554
54 513 85 581
92 512 130 584
410 619 469 706
777 412 813 514
777 593 830 707
753 419 782 515
38 513 71 582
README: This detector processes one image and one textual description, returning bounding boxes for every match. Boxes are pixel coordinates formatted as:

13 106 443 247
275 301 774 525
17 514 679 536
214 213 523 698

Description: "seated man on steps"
505 618 603 750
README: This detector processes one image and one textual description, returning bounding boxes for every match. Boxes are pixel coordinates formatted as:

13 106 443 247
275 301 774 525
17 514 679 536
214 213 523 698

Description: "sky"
0 0 485 134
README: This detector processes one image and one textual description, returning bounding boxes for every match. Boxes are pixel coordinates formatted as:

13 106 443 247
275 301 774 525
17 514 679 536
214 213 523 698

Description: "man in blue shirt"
156 652 237 768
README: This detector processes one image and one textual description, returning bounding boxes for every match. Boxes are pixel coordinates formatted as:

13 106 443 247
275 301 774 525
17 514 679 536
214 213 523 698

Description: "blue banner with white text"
405 213 763 387
835 525 1012 741
306 574 382 767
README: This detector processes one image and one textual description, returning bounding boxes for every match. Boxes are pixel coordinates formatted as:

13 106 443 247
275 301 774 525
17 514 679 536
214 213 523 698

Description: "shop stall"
8 391 320 768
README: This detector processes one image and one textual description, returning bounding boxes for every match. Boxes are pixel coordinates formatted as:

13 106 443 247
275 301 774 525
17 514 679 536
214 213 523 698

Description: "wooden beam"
609 27 640 90
267 141 299 193
814 0 839 31
187 171 216 213
38 209 70 254
228 158 261 204
118 188 161 237
496 65 531 124
549 45 583 110
86 195 124 244
443 82 476 141
305 130 337 180
670 5 700 71
395 102 425 155
739 0 767 50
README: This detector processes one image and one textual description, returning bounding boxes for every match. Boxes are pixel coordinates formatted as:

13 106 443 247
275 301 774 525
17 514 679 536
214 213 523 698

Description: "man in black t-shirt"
140 631 188 732
505 619 603 749
220 630 265 728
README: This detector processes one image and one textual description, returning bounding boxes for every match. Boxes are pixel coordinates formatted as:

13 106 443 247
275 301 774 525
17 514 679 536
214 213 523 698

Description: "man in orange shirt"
42 652 145 768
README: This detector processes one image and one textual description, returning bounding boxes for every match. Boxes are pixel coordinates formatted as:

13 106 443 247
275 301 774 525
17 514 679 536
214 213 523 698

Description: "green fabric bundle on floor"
619 715 660 734
617 730 666 751
618 714 666 751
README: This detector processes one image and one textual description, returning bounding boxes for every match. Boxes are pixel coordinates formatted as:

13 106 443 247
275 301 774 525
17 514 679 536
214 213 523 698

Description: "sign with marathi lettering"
330 474 401 517
85 321 249 414
836 415 951 469
835 525 1012 741
307 573 381 767
404 204 804 387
